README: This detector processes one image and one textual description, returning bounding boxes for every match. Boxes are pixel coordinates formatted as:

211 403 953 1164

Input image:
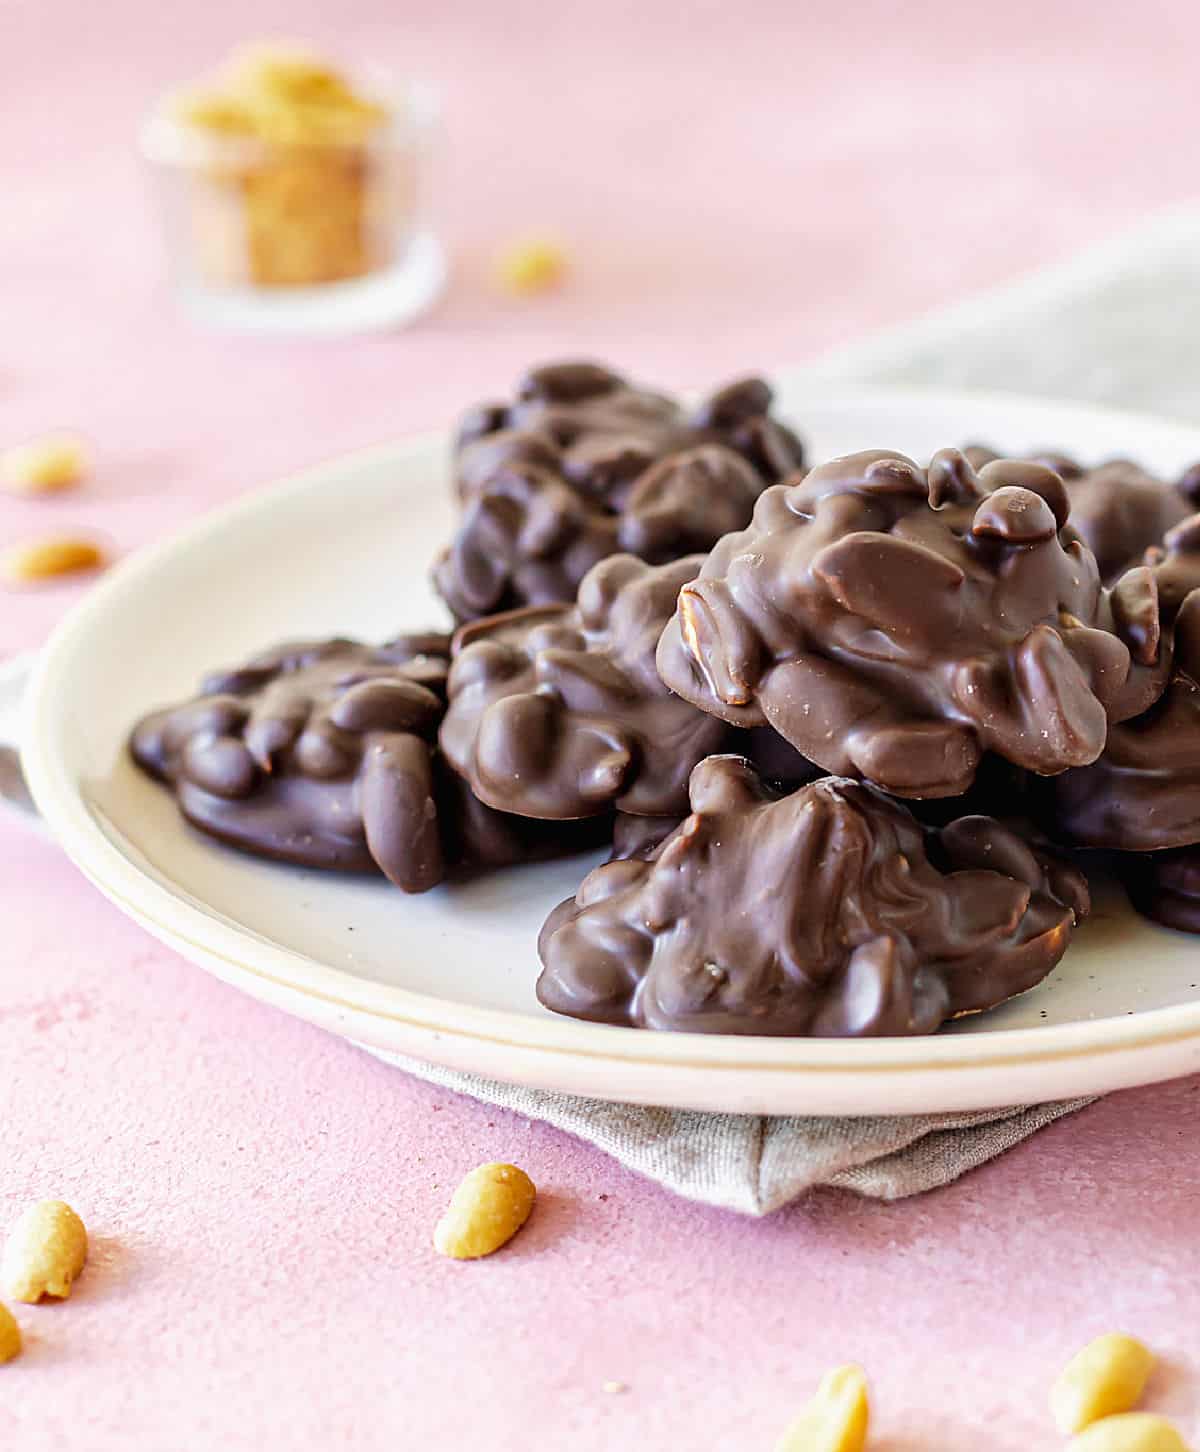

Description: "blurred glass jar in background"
141 45 444 334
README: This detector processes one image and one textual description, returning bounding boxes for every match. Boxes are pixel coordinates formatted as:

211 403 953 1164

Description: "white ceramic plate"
21 384 1200 1115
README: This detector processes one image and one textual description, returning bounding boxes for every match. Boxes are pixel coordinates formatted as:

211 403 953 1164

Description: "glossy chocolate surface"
441 554 736 819
657 449 1169 798
454 361 685 509
435 361 804 621
609 811 683 862
1049 584 1200 851
1122 847 1200 934
130 636 599 891
1065 459 1192 583
1144 513 1200 622
537 758 1087 1035
965 446 1196 582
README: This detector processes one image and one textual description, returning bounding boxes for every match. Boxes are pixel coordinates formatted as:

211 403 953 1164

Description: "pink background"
4 1 1200 1445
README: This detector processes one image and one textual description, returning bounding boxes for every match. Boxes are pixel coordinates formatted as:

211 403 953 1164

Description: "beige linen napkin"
362 1049 1090 1214
11 206 1200 1212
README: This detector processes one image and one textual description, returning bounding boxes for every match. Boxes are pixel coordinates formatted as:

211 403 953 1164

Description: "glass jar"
141 80 444 335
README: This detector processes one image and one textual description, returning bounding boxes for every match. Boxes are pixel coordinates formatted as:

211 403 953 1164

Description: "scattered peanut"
1067 1412 1190 1452
495 238 567 295
0 1302 21 1364
0 435 87 496
2 1200 89 1303
1053 1333 1157 1434
602 1380 627 1394
1 535 105 585
774 1364 870 1452
433 1162 535 1260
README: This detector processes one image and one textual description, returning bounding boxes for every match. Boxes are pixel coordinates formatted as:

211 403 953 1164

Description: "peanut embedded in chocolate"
964 445 1196 582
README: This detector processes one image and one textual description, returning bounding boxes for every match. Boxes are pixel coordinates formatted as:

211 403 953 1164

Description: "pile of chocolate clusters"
130 362 1200 1038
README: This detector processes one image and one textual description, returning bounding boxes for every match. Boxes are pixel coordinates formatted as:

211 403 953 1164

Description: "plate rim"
21 381 1200 1088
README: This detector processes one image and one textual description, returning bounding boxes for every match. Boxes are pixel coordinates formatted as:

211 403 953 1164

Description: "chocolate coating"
440 554 734 819
615 445 768 561
965 446 1195 582
610 811 683 862
602 720 828 853
905 755 1034 828
684 375 807 484
1144 513 1200 623
1048 587 1200 851
657 449 1169 799
434 466 623 622
1066 459 1192 583
436 759 611 869
537 758 1086 1035
455 361 685 509
1121 847 1200 934
436 361 804 621
130 636 599 890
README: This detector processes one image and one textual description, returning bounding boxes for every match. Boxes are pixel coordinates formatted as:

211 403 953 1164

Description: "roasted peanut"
1053 1333 1157 1433
1067 1412 1190 1452
496 238 567 295
0 1302 21 1364
0 435 86 495
2 1200 88 1302
433 1162 535 1259
1 535 105 585
228 44 377 116
177 43 387 146
774 1364 870 1452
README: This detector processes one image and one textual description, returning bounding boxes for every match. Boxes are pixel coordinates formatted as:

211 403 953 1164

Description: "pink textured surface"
4 1 1200 1445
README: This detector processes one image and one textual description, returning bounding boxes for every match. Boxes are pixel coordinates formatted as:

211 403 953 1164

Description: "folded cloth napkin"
363 1049 1091 1215
10 207 1200 1213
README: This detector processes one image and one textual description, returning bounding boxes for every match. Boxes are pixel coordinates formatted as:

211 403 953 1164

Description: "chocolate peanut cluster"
434 361 804 621
657 449 1169 799
537 758 1089 1035
131 635 602 891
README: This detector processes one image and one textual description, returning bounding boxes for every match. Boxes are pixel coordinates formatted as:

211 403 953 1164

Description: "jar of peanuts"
141 44 444 333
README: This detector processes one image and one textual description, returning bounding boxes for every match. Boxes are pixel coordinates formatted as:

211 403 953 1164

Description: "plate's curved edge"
29 829 1200 1115
21 381 1200 1111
